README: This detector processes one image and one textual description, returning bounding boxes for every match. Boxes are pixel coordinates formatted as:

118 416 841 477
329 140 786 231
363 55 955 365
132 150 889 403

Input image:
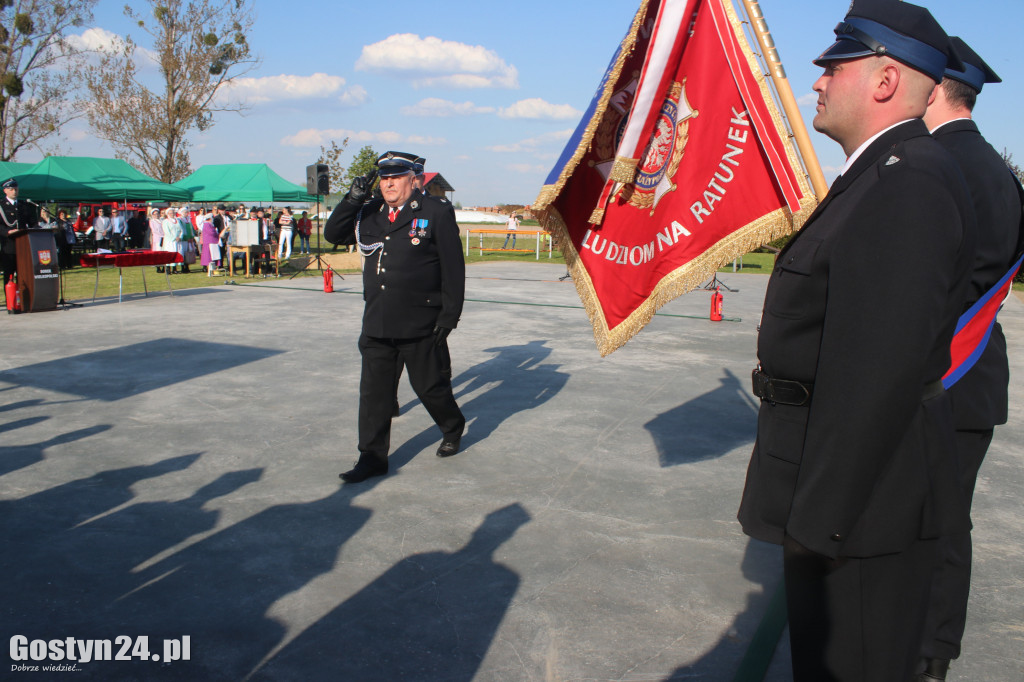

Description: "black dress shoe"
339 460 387 483
436 438 461 458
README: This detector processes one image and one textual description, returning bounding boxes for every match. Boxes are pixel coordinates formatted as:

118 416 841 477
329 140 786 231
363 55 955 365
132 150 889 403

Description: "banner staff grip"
740 0 828 200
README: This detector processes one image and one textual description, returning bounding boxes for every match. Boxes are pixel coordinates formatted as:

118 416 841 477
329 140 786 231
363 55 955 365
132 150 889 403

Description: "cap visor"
378 168 413 178
813 39 875 66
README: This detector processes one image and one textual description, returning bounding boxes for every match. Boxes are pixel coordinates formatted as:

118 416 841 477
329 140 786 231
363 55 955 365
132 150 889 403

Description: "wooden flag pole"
740 0 829 200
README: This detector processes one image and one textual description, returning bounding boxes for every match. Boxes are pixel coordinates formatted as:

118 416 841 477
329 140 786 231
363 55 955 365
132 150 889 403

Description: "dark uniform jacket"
934 119 1021 430
738 120 976 559
0 198 21 255
325 192 464 338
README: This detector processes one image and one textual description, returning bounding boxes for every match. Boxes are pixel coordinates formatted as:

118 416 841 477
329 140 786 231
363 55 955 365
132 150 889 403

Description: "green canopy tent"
0 161 34 182
15 156 191 202
172 164 316 204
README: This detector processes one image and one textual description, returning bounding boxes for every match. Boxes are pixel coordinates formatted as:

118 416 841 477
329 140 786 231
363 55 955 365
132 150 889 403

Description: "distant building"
422 172 454 201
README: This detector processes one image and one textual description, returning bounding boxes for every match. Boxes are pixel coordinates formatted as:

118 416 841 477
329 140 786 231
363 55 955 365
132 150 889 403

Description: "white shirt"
841 119 917 176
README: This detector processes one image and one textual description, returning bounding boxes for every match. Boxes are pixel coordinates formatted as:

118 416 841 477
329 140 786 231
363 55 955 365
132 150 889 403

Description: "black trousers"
357 333 464 466
784 534 938 681
920 428 993 661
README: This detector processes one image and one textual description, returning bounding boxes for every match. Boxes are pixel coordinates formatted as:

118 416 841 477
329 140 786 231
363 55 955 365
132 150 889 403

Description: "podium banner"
535 0 816 355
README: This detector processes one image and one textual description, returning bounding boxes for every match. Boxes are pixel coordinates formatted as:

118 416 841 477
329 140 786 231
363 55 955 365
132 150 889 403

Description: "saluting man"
737 1 977 678
917 36 1023 682
326 151 466 483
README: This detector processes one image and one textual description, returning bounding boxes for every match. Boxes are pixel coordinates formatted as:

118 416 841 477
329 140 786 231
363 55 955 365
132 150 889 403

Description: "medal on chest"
409 218 430 243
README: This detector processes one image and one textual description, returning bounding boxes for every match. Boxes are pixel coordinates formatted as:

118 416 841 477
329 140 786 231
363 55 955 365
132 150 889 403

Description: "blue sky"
29 0 1024 206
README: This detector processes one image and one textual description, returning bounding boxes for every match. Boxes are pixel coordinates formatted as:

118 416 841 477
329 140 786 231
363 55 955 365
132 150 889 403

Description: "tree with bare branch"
0 0 97 161
82 0 258 182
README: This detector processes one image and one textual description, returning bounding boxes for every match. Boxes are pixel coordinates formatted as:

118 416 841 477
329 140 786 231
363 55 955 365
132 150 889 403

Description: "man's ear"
874 62 901 102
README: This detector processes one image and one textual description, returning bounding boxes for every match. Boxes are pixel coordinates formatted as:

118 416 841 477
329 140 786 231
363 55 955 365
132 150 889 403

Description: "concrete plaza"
2 262 1021 680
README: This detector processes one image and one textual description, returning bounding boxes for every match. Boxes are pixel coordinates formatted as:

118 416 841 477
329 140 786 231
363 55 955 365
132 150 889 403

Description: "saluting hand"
346 170 378 205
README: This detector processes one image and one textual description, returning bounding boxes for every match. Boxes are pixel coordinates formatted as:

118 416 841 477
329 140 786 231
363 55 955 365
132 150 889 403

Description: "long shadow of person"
98 478 389 680
664 537 790 681
645 368 759 467
443 340 568 445
0 453 199 550
2 466 262 646
253 503 532 682
0 423 113 477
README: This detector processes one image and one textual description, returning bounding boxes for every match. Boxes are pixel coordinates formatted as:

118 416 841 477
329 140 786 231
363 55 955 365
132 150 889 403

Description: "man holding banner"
917 37 1023 681
737 1 977 678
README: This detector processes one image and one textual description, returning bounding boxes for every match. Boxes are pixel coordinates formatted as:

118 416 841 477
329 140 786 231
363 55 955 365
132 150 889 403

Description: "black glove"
432 325 451 346
345 170 378 205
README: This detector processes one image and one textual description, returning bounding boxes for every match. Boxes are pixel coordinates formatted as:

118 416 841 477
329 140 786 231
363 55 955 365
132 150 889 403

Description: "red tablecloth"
79 250 184 268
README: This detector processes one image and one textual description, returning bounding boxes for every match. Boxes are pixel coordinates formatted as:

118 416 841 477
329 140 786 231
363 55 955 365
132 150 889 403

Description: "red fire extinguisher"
322 269 334 293
710 286 723 322
5 277 21 314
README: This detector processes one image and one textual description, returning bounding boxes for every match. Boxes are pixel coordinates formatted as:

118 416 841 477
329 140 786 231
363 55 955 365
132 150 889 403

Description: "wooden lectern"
13 229 59 312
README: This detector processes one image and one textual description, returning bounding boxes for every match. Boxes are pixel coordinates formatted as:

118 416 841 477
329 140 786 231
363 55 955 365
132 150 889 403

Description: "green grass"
59 230 777 300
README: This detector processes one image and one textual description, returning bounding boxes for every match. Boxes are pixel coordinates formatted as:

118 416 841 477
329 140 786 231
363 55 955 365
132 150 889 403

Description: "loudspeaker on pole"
306 163 329 195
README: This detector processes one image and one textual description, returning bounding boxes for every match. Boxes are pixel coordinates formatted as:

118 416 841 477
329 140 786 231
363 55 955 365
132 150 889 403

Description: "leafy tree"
317 137 348 196
81 0 258 182
0 0 97 160
1003 148 1023 184
344 144 378 187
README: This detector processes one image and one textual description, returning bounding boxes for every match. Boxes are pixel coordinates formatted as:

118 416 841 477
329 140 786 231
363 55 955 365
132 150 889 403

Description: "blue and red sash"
943 253 1024 388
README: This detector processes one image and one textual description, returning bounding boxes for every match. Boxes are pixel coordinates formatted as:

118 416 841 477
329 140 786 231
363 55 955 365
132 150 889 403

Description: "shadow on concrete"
0 423 112 477
254 503 531 681
665 538 788 680
645 368 759 466
449 340 569 445
0 338 283 401
0 453 396 680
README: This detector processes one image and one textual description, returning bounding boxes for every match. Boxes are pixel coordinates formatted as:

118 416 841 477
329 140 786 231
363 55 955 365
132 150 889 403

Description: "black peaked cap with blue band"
945 36 1000 92
2 177 17 189
814 0 961 83
377 151 419 178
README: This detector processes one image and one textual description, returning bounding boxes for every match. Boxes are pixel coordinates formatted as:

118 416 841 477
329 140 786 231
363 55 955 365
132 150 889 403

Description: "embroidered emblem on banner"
38 250 52 266
626 80 698 212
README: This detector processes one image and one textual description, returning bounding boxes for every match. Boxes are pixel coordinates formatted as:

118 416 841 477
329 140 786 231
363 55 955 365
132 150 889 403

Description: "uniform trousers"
920 428 993 661
783 533 938 681
358 333 464 466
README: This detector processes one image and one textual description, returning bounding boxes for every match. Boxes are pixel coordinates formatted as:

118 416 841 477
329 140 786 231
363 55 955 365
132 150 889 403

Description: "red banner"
535 0 817 355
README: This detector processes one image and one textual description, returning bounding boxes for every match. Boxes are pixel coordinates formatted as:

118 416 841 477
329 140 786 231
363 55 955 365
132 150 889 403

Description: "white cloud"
67 27 126 54
485 129 574 153
401 98 495 117
498 98 581 120
66 28 158 68
356 34 518 89
507 163 549 174
406 135 447 146
797 92 818 107
339 85 368 107
220 73 348 104
280 127 440 148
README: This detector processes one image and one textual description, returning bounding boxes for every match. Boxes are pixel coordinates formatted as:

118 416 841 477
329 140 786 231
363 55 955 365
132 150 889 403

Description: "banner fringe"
537 0 819 356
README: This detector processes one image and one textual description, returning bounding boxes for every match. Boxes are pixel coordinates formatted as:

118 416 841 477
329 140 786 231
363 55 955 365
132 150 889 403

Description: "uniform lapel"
779 120 928 258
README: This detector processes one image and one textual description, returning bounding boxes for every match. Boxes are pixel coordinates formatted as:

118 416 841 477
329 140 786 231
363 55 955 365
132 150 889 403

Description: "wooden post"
740 0 829 200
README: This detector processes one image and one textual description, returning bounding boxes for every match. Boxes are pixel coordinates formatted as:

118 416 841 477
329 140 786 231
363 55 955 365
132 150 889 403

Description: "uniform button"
380 285 385 290
385 236 390 240
830 533 843 542
381 268 386 272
